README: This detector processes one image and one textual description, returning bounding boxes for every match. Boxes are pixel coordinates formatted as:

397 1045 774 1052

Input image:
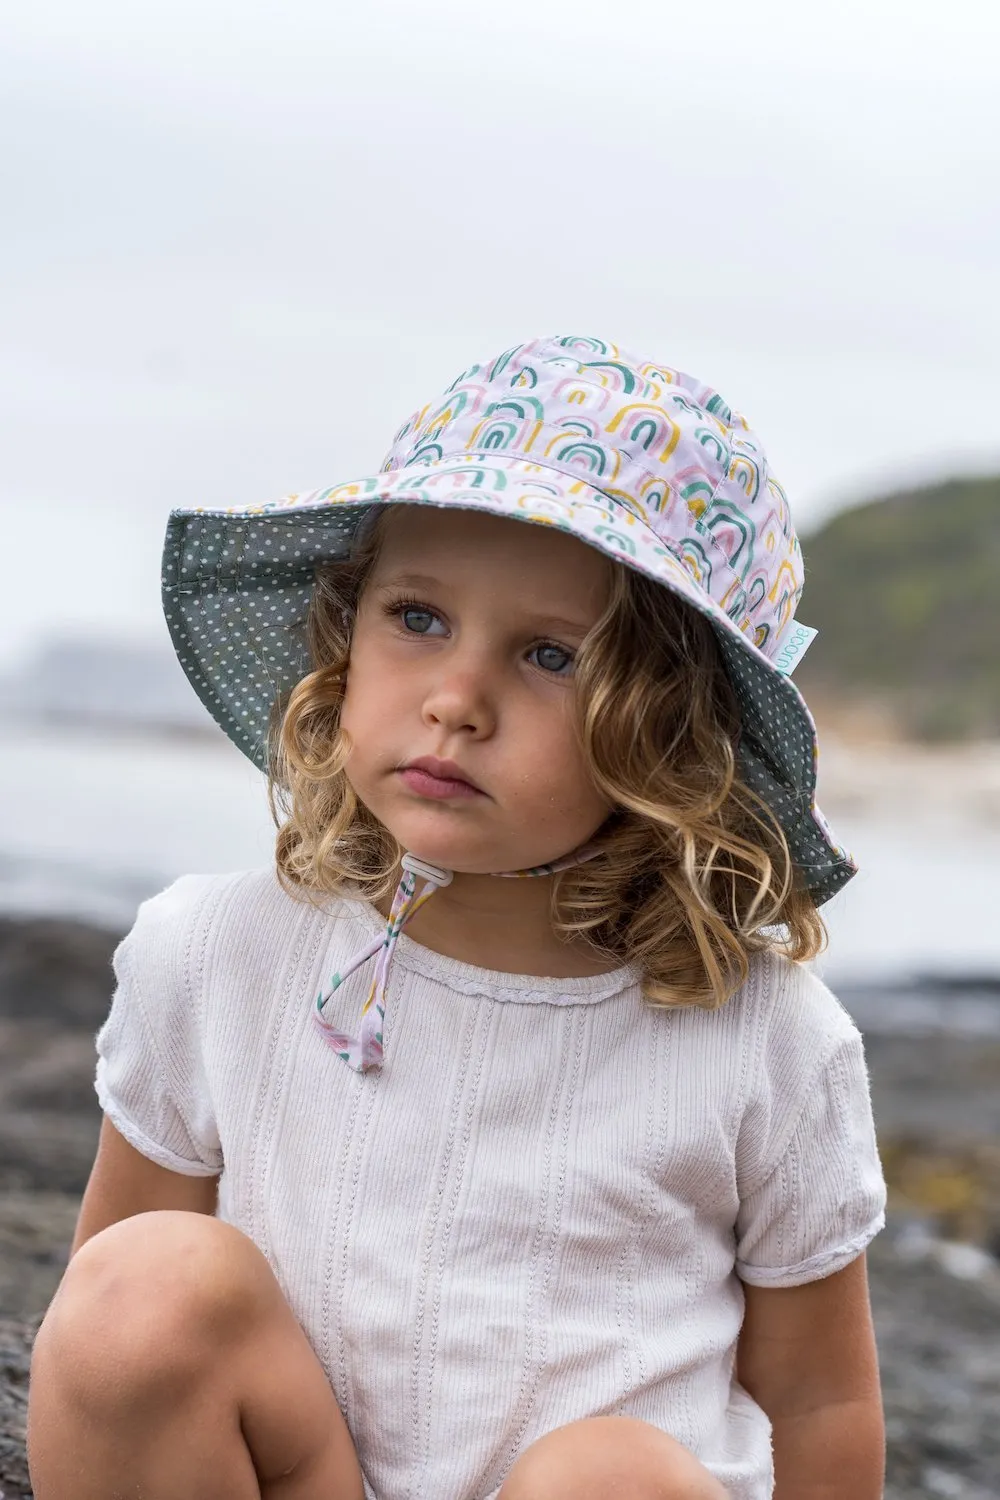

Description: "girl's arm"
70 1116 220 1259
736 1253 884 1499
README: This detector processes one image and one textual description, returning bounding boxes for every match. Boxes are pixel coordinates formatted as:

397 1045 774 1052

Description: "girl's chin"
378 821 528 876
373 796 592 875
388 835 576 878
393 845 511 876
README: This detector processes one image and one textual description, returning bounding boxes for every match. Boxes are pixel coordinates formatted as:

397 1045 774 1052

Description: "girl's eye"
530 643 574 676
401 606 440 635
382 596 574 674
385 598 446 635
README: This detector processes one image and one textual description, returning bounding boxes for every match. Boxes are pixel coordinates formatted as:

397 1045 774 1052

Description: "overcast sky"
2 0 998 667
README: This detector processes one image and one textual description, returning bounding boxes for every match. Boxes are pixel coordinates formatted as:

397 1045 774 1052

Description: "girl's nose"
421 664 497 738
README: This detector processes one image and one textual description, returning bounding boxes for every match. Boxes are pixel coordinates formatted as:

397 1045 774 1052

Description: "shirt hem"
735 1211 885 1287
95 1084 222 1178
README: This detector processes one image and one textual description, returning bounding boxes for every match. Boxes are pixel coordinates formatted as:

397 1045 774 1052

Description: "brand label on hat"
772 621 819 678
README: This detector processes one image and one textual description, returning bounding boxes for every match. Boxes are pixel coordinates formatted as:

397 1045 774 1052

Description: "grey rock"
0 1314 37 1500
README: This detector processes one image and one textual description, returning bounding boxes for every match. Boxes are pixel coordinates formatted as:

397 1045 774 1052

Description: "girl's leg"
498 1415 728 1500
27 1209 365 1500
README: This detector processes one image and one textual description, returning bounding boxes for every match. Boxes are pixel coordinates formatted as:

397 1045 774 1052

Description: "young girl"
27 335 886 1500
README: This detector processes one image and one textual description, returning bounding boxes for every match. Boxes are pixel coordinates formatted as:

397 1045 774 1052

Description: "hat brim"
162 459 856 906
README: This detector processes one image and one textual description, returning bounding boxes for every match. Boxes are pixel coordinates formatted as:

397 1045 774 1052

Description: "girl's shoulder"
738 947 861 1059
119 866 363 975
731 949 871 1191
129 864 295 919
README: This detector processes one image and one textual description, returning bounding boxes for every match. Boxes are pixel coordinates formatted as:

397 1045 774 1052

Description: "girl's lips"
398 767 485 801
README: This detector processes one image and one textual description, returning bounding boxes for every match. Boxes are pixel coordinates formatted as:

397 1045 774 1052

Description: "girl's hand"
736 1253 884 1499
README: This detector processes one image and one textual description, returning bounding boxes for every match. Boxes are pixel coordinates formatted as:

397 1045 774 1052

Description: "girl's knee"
33 1211 276 1403
499 1416 727 1500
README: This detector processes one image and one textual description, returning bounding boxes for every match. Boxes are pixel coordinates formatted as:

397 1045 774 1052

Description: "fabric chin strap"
313 843 604 1073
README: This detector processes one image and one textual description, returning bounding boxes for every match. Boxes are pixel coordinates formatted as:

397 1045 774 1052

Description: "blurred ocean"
2 720 1000 1036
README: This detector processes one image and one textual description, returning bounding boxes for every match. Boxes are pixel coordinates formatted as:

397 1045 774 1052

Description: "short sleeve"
734 963 887 1287
94 876 224 1177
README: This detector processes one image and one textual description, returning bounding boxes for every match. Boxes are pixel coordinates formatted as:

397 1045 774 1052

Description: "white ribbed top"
94 868 886 1500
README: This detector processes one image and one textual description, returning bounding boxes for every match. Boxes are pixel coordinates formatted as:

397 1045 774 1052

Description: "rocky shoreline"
1 914 999 1500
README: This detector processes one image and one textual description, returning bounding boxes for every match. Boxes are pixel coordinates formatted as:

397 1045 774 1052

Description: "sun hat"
162 333 856 1068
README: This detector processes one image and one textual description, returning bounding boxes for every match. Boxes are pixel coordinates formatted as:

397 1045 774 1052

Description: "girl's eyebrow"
375 571 593 637
375 571 445 594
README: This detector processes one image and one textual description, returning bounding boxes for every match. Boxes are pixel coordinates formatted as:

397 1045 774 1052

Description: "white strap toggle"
400 853 454 887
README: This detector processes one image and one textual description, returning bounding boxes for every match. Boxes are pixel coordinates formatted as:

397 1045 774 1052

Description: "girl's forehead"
375 503 607 570
369 505 613 615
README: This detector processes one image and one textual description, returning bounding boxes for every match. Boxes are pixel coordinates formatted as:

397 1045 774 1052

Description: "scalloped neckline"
339 894 641 1006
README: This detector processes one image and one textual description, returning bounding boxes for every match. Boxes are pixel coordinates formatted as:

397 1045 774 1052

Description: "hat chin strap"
313 842 605 1074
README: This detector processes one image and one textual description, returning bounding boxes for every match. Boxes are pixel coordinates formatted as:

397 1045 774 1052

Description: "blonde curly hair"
269 507 826 1010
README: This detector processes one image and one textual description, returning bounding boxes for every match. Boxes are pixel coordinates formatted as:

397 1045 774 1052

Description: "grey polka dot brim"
162 498 857 908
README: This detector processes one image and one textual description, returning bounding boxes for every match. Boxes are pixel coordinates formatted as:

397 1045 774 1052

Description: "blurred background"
1 3 999 1496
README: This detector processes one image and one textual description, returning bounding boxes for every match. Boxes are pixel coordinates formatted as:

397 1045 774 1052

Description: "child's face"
339 505 615 875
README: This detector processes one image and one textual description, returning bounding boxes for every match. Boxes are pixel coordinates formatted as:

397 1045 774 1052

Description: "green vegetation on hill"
793 474 1000 741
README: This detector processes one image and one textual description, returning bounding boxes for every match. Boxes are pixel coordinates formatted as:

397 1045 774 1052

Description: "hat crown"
381 334 804 654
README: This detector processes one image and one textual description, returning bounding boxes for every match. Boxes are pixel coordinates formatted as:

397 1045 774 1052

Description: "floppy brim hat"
162 335 857 908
